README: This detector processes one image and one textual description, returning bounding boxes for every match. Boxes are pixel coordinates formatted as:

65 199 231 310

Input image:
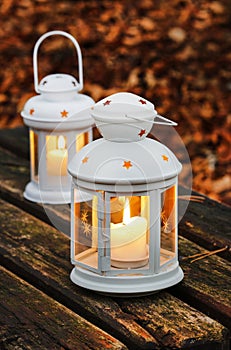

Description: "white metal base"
70 263 183 296
24 181 71 204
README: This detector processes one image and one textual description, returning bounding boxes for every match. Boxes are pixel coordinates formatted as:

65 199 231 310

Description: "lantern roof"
68 137 182 189
21 79 94 131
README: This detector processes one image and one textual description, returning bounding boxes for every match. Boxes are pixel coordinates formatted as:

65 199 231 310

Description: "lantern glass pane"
30 130 38 183
73 188 99 271
46 135 68 177
76 132 89 152
109 195 150 270
160 186 176 266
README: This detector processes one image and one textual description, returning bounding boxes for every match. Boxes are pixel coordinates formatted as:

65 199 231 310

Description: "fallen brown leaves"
0 0 230 205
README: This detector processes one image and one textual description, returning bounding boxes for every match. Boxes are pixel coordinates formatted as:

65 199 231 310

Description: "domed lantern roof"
68 92 182 191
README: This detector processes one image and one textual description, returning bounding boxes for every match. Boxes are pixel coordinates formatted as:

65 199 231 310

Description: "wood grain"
0 267 127 350
0 198 229 349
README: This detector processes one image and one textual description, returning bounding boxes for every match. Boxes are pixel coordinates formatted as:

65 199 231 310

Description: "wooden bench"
0 126 230 349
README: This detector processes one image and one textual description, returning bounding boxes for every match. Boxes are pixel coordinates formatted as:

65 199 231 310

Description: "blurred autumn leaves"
0 0 230 204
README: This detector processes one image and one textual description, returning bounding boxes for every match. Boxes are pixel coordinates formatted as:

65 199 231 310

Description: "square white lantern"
68 92 183 295
21 31 94 204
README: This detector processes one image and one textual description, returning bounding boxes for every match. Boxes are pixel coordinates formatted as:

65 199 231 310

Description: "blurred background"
0 0 230 205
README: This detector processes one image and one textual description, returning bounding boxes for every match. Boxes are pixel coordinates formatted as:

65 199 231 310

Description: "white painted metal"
68 92 183 295
70 263 183 295
21 31 94 204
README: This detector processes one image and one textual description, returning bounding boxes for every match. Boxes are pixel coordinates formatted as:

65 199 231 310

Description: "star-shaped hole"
139 99 147 105
162 155 169 162
138 129 146 137
60 110 69 118
123 160 133 169
82 156 89 164
29 108 35 115
103 100 111 106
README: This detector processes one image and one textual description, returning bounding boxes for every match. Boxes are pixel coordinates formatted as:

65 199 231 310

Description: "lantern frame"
70 176 182 295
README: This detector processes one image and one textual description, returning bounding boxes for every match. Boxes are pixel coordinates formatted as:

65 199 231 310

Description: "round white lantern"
21 31 94 204
68 92 183 295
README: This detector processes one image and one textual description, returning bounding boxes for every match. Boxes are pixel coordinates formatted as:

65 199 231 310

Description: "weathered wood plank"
0 199 229 349
0 199 158 349
174 236 231 330
179 193 231 261
0 266 127 350
0 145 70 235
118 294 229 350
0 126 29 159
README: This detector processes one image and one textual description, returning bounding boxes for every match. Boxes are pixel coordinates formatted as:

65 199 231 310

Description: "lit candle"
110 198 148 268
47 135 68 176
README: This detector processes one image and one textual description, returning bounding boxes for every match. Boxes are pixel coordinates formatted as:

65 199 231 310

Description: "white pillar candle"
110 198 147 268
47 135 68 176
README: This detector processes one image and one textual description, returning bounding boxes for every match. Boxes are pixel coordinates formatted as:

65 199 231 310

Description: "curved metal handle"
125 114 178 126
33 30 83 93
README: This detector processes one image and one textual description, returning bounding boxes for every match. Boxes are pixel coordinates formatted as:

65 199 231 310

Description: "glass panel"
160 186 176 266
109 195 150 269
46 135 68 176
76 132 89 152
73 188 99 271
30 130 38 183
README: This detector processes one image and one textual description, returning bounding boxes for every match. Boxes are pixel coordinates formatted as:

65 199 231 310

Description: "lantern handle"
125 114 178 126
33 30 83 93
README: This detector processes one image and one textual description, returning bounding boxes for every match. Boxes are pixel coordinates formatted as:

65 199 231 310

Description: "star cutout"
72 81 76 86
60 110 68 118
82 156 89 164
138 129 146 137
29 108 35 115
139 99 147 105
123 160 133 170
103 100 111 106
162 155 169 162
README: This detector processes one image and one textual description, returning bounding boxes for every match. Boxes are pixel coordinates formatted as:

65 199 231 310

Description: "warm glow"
58 135 65 150
123 197 130 225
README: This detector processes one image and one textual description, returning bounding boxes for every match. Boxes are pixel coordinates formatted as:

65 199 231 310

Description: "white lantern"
21 31 94 204
68 92 183 295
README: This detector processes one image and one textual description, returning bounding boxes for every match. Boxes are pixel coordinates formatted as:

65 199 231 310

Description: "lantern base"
24 181 71 204
70 263 183 296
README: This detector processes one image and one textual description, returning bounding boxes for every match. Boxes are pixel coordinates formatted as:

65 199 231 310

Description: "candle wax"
110 216 147 262
47 149 68 176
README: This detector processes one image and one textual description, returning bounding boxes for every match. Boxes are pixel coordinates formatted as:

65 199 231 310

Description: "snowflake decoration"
161 210 170 233
81 210 88 223
82 222 91 236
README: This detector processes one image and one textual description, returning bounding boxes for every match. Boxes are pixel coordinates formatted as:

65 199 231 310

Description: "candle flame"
58 135 65 150
123 198 130 224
